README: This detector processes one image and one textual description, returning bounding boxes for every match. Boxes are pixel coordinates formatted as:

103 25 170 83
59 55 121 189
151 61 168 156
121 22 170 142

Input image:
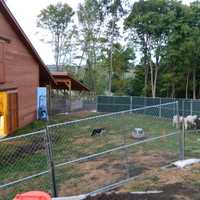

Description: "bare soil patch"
128 149 174 169
57 150 175 196
85 183 200 200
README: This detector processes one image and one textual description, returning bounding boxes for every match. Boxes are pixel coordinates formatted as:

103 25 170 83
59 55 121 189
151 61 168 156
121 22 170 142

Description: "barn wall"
0 12 39 128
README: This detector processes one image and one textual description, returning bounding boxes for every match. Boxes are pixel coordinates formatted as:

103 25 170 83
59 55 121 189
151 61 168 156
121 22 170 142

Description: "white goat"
172 115 184 128
184 115 197 130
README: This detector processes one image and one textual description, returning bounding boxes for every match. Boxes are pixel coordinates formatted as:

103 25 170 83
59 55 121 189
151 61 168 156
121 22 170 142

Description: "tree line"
37 0 200 99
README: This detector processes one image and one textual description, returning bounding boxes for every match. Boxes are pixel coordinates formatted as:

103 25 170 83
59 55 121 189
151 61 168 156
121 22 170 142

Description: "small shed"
49 72 90 114
51 72 89 92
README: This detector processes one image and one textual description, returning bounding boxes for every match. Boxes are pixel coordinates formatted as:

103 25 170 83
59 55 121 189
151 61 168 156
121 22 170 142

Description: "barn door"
7 91 18 134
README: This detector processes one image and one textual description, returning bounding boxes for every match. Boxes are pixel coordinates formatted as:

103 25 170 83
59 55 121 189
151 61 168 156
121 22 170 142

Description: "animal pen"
97 95 200 116
0 101 198 199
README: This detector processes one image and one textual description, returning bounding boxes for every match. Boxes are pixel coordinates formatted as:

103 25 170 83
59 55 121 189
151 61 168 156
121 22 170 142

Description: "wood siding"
0 42 5 83
0 12 40 128
7 90 18 134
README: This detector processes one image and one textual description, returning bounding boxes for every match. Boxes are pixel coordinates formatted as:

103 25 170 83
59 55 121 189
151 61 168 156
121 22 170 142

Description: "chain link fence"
97 96 200 117
47 101 181 197
0 130 51 200
0 101 196 199
50 95 96 116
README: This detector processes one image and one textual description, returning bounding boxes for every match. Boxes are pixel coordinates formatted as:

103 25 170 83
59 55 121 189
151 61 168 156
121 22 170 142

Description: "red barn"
0 1 54 136
0 1 90 137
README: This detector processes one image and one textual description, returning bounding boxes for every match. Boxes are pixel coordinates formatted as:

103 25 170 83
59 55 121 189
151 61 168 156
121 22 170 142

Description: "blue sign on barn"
37 87 48 120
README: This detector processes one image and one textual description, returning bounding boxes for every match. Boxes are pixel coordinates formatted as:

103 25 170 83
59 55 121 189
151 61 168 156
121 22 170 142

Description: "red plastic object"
13 191 51 200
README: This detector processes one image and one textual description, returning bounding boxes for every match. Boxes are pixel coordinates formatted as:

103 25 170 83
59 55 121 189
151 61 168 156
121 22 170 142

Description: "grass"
1 111 200 199
14 111 99 135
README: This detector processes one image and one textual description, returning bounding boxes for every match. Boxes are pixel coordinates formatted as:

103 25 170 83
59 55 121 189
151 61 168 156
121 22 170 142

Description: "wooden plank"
0 62 5 83
7 91 18 134
0 42 5 83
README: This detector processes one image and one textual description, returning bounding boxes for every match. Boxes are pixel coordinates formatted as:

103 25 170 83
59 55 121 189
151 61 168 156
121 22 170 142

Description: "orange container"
13 191 51 200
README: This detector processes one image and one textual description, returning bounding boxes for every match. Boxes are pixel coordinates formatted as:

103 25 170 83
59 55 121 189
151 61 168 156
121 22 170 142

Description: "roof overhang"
0 83 17 91
51 72 90 92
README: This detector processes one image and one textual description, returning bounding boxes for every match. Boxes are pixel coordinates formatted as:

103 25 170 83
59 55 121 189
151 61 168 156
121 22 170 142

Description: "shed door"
7 91 18 134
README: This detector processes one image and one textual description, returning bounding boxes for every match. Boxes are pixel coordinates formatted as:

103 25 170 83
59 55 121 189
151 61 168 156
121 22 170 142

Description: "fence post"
144 97 146 114
123 131 130 178
177 100 185 161
45 127 57 197
179 122 185 160
181 100 183 116
130 96 132 110
176 101 179 129
159 98 161 118
190 100 193 115
96 96 98 112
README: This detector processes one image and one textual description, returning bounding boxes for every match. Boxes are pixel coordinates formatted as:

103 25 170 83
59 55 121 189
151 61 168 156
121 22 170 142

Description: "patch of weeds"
191 168 200 174
192 180 200 188
122 182 151 192
147 175 160 183
128 165 146 177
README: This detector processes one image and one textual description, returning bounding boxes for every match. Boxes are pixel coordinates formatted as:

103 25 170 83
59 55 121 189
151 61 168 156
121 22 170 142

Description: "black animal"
91 128 106 136
195 118 200 130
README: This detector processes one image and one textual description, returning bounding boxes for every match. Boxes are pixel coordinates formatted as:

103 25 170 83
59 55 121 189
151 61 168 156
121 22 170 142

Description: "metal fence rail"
0 101 189 199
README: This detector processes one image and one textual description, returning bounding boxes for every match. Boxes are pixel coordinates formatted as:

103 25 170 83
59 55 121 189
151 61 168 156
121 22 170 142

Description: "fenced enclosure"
97 96 200 116
0 101 199 199
50 94 96 116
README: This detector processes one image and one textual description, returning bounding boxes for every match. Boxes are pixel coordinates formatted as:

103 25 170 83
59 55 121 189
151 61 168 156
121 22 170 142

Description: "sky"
6 0 195 65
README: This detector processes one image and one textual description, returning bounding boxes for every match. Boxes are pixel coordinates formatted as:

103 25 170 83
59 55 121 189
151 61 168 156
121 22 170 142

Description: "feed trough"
132 128 145 139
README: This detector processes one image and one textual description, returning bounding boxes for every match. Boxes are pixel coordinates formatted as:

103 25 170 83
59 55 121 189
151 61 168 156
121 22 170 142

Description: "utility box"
0 90 18 137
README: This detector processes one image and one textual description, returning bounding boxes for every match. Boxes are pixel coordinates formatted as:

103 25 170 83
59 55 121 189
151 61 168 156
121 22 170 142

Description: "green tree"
99 43 135 95
37 2 74 70
125 0 181 97
101 0 128 95
77 0 103 91
164 1 200 98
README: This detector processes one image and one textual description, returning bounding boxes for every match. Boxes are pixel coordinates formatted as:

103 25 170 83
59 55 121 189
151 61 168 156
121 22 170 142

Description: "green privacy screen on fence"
97 96 200 117
97 96 131 112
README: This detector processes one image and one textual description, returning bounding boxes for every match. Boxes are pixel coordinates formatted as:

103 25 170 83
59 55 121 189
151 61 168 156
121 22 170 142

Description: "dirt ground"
82 162 200 200
85 182 200 200
58 150 178 196
112 163 200 200
85 163 200 200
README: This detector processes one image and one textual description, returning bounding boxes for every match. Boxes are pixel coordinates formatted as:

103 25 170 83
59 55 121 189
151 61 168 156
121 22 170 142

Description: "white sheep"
172 115 184 128
184 115 197 130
